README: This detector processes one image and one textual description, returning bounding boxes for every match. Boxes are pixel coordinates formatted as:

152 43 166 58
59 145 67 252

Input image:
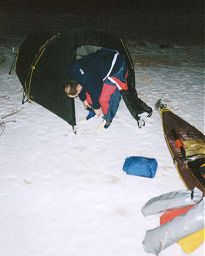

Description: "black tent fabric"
16 25 144 128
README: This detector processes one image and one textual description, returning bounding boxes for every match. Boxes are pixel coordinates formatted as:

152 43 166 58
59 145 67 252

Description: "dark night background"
0 0 203 15
0 0 204 44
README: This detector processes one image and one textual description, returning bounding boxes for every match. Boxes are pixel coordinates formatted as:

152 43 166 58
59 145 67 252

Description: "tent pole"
9 52 17 75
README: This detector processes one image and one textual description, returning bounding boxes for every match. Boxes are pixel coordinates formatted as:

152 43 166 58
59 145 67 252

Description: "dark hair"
64 80 79 96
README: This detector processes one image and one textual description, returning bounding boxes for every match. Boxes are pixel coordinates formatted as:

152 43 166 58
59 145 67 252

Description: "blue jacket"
69 48 126 109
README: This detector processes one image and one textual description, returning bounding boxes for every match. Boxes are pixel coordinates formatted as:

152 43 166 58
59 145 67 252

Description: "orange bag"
160 205 194 225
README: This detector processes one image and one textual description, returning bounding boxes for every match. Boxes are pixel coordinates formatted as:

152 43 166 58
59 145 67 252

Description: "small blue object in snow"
123 156 158 178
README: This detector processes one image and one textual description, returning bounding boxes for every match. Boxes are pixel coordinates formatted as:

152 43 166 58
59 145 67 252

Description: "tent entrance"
76 45 101 60
16 27 141 129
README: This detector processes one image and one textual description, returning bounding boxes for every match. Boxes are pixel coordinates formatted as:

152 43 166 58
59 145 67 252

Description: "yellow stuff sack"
182 139 205 157
178 228 205 253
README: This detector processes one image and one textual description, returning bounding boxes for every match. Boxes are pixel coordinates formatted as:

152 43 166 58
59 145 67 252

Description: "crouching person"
64 48 128 129
64 47 152 129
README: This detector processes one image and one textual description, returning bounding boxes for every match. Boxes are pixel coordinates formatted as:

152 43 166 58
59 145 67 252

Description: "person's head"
64 80 83 98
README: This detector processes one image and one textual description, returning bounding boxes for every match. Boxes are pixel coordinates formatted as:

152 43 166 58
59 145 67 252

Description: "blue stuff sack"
123 156 158 178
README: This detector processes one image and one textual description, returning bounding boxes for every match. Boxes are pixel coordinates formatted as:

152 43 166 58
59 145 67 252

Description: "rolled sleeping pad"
141 187 203 217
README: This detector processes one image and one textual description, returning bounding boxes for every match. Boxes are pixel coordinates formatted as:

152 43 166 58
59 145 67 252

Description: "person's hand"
94 108 102 117
83 100 91 109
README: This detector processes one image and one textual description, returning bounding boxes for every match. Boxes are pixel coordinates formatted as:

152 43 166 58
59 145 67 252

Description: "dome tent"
16 25 148 130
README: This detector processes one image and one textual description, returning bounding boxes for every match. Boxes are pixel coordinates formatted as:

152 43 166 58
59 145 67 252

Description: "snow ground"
0 18 204 256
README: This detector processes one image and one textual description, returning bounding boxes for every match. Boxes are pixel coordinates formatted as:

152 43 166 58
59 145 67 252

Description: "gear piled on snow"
160 206 205 254
142 188 204 255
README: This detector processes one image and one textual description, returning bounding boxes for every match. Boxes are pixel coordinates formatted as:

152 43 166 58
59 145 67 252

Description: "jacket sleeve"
79 87 86 102
87 76 102 109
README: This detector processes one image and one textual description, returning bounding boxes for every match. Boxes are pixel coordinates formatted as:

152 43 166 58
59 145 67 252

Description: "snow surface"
0 26 204 256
